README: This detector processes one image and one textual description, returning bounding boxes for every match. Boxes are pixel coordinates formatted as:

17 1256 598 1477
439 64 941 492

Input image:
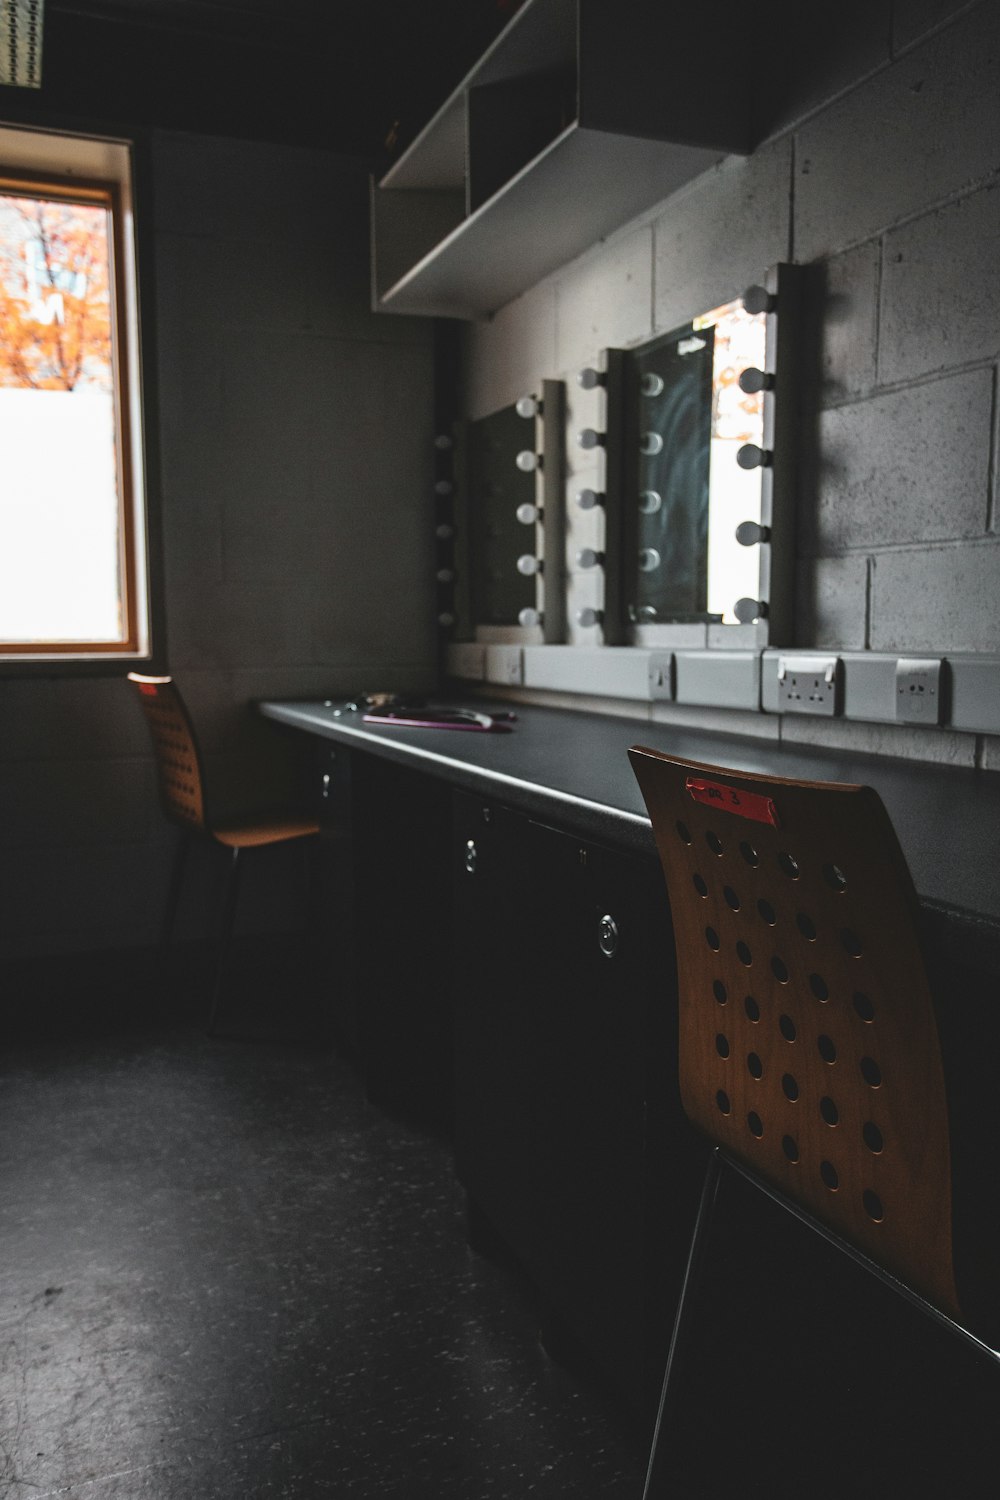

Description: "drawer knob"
598 913 620 958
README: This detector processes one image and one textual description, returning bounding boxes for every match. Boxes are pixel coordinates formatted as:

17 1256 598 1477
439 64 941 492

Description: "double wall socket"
895 658 944 725
776 655 840 716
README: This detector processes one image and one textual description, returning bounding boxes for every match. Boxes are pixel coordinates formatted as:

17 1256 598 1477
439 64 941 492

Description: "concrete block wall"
0 132 435 956
460 0 999 765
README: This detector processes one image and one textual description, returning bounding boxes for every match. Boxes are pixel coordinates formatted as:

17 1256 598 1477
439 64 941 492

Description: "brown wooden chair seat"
128 672 318 1031
629 745 1000 1495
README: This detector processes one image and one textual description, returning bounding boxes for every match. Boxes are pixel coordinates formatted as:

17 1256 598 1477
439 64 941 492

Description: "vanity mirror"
454 381 566 643
600 262 801 645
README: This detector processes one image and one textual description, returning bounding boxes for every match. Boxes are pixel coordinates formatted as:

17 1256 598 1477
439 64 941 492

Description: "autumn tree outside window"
0 135 149 661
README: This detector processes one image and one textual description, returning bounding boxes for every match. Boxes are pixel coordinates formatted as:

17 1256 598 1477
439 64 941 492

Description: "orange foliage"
0 194 113 392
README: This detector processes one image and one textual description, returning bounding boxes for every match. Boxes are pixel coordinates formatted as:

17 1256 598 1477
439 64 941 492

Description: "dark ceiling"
1 0 525 165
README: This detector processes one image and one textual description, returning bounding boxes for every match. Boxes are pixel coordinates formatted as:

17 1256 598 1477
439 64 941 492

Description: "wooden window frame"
0 165 144 658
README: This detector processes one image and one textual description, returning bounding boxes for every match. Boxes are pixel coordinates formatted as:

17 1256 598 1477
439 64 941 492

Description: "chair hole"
860 1056 882 1088
757 898 777 926
809 973 829 1002
823 862 848 893
818 1034 837 1064
736 940 753 967
820 1160 839 1191
771 955 789 983
863 1189 885 1222
853 991 875 1023
693 872 709 897
777 852 800 879
819 1096 839 1126
744 995 760 1023
863 1121 883 1153
747 1111 764 1138
795 912 817 941
676 820 692 844
723 885 741 911
716 1034 730 1059
706 830 724 856
716 1090 732 1115
706 926 721 952
740 841 760 867
781 1135 799 1162
781 1073 799 1102
747 1052 763 1079
840 928 864 958
778 1014 796 1042
713 979 728 1005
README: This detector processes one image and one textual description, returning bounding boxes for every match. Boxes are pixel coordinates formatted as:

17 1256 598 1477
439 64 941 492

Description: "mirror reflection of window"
626 299 766 626
467 404 536 627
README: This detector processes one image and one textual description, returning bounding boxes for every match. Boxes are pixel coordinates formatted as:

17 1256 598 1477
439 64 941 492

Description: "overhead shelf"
371 0 760 320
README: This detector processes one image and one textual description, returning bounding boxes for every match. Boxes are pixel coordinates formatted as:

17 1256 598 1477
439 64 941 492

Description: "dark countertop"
260 698 1000 972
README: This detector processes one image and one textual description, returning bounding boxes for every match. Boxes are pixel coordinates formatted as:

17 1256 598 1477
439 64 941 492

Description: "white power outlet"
777 655 840 716
895 658 943 725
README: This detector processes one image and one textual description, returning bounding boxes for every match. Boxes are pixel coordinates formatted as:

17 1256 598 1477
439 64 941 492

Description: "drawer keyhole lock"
598 913 620 958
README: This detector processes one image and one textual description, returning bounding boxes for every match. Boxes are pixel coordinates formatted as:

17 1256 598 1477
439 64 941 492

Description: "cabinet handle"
598 913 620 958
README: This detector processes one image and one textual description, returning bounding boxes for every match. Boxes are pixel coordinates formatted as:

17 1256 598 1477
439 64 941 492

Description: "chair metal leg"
161 828 192 952
207 845 243 1036
642 1147 725 1500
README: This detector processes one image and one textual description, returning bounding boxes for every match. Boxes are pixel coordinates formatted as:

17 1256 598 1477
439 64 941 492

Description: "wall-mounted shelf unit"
371 0 760 320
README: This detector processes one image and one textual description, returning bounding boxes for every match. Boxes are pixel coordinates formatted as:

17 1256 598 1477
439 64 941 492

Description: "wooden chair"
128 672 319 1032
628 745 1000 1495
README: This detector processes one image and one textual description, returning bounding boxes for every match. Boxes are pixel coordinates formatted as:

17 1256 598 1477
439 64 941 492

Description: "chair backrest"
127 673 207 832
629 745 959 1321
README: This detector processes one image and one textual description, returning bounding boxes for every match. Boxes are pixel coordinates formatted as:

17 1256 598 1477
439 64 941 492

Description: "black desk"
261 697 1000 973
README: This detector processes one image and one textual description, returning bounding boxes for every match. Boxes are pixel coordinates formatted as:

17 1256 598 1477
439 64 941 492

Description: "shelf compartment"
377 124 725 320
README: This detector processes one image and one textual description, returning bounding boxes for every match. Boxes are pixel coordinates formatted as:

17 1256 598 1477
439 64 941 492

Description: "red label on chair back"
686 777 779 826
138 682 159 697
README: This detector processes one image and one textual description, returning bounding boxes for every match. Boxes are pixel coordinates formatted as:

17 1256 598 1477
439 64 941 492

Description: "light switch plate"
648 651 675 701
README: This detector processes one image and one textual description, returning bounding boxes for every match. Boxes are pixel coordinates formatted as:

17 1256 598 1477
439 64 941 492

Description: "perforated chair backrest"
128 673 207 832
629 745 959 1321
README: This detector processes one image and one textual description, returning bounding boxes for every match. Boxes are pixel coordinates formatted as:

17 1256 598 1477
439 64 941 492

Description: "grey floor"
0 1021 645 1499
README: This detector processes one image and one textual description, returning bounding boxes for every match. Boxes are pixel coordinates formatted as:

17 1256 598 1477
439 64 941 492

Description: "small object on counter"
362 705 516 733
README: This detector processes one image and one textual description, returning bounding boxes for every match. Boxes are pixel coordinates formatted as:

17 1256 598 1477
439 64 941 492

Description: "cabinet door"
452 792 541 1263
453 792 705 1422
352 754 455 1125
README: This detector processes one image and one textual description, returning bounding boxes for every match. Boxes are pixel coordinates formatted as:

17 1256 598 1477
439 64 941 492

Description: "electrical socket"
895 658 944 725
776 655 841 716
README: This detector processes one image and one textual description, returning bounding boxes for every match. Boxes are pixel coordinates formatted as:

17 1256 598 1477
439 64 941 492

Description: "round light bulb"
638 547 661 573
641 372 665 397
517 554 542 576
518 607 542 627
436 567 454 583
742 284 774 316
437 611 455 627
578 428 605 450
640 431 664 456
434 433 453 451
638 489 662 515
577 367 605 390
434 478 454 495
515 394 540 419
576 547 603 570
435 523 454 540
516 502 540 525
576 488 604 510
738 367 773 395
576 607 603 628
736 443 771 471
516 450 540 472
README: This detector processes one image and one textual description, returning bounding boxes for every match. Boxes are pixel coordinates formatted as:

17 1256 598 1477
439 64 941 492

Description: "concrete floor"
0 1024 644 1498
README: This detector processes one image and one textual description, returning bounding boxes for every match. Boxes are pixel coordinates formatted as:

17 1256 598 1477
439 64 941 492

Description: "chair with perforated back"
128 672 319 1032
629 744 1000 1495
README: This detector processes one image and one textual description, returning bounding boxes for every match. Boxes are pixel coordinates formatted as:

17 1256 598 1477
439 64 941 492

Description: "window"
0 125 148 661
